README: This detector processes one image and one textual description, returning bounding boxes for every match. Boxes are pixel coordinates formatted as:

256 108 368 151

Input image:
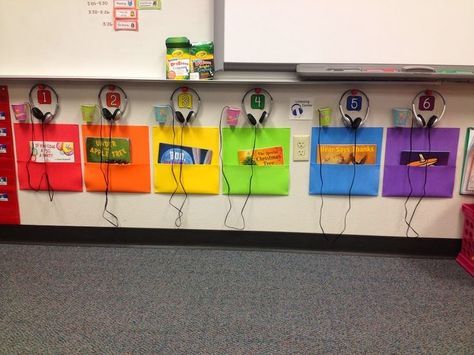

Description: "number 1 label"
38 90 52 104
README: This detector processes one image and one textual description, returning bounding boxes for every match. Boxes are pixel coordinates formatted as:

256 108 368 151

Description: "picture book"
316 144 376 165
29 141 75 163
237 146 284 166
86 137 131 164
158 143 212 164
400 151 449 167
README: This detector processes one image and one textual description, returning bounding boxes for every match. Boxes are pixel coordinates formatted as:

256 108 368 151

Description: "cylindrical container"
11 103 30 121
226 107 241 126
154 105 173 124
392 108 411 127
166 37 191 80
318 107 332 127
81 104 99 123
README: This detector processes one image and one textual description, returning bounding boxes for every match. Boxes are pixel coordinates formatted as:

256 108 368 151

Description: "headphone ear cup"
175 111 185 124
417 114 426 127
32 107 45 121
427 115 438 128
112 108 121 121
102 108 113 121
186 111 194 123
43 112 53 123
247 113 257 126
344 113 354 126
259 111 267 124
352 117 362 129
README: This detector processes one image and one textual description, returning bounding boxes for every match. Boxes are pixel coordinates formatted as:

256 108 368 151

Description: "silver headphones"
98 84 128 122
339 89 370 129
411 90 446 128
170 87 201 125
29 84 60 124
242 88 273 126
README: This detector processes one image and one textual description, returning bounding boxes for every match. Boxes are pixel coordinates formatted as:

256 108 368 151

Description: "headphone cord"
317 115 327 239
25 117 54 201
40 120 54 202
168 116 187 227
404 120 420 237
337 128 358 239
238 125 258 230
406 126 432 237
219 106 241 230
99 117 119 227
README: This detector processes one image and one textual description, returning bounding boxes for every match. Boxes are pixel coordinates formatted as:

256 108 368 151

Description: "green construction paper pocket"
222 165 289 195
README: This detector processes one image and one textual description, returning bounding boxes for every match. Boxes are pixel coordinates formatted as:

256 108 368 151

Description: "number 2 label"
419 96 435 111
106 92 121 108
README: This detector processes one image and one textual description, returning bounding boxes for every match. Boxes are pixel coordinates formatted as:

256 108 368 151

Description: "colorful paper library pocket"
382 128 459 197
222 128 290 195
309 127 383 196
152 126 220 194
82 125 150 193
14 123 83 192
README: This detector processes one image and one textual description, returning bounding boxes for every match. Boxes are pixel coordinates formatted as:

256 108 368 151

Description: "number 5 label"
346 96 362 111
419 95 435 111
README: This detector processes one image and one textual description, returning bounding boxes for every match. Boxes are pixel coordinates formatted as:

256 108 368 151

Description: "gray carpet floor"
0 244 472 354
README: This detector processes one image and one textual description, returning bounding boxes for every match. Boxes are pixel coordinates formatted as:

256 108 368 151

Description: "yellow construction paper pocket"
154 163 220 194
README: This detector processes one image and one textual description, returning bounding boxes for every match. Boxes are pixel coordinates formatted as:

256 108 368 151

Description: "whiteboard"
217 0 474 68
0 0 212 78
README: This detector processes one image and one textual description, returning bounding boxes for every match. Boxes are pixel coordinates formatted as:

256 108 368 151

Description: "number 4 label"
419 96 435 111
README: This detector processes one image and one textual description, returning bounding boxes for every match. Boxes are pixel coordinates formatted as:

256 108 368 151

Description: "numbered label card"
106 92 121 108
346 95 362 111
251 94 265 110
37 89 52 105
419 95 435 111
178 93 193 109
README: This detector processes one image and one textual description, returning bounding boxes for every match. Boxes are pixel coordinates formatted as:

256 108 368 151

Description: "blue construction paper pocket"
309 163 380 196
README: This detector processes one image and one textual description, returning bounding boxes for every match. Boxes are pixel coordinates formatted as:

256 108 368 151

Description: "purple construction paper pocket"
382 165 456 197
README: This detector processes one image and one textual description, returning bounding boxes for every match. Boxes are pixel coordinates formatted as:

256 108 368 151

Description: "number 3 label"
346 96 362 111
106 92 121 108
419 96 435 111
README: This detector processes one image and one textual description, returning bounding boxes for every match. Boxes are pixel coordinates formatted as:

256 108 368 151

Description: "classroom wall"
5 80 474 238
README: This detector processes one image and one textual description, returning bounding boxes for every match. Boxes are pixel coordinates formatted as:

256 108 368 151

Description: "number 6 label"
419 95 435 111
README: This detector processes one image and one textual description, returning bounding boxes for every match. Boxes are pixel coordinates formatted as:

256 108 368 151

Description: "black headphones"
242 88 273 126
98 84 128 122
411 90 446 128
28 84 59 124
170 87 201 124
339 89 370 129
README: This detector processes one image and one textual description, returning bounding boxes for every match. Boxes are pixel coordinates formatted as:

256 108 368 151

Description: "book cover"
316 144 376 165
237 146 284 166
400 151 449 166
158 143 212 164
86 137 131 164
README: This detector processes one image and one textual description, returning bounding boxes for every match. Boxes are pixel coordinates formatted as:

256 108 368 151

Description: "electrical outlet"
293 134 310 161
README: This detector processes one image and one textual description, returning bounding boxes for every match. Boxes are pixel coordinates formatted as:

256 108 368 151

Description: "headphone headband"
170 87 201 124
338 89 370 128
241 88 274 125
98 84 129 121
28 83 60 123
411 90 446 128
